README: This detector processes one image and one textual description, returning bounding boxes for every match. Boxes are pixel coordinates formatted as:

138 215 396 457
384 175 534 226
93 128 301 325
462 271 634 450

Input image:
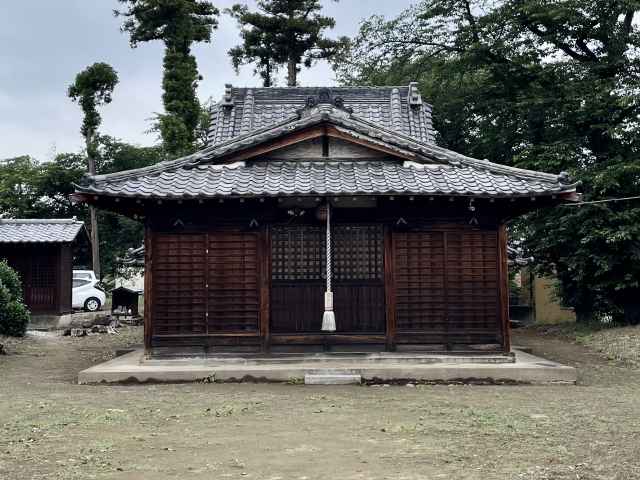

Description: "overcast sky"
0 1 414 162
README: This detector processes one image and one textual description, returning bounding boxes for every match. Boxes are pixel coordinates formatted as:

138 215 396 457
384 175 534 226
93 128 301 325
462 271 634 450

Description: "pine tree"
115 0 219 155
227 0 347 86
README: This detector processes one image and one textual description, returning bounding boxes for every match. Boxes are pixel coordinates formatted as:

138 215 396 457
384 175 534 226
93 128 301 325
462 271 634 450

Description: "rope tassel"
321 202 336 332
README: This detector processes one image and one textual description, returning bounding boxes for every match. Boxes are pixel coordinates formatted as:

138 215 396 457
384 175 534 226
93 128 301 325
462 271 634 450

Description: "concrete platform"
30 311 110 330
78 350 576 385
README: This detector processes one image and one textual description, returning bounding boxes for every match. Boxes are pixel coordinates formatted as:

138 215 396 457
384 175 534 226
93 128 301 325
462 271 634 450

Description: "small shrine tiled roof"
0 219 86 243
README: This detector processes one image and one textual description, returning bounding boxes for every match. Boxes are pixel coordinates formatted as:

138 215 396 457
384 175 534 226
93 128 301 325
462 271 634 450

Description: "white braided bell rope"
326 202 332 293
321 201 336 332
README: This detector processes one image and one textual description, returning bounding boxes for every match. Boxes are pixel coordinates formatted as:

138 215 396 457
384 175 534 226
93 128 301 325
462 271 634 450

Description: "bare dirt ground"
1 327 640 480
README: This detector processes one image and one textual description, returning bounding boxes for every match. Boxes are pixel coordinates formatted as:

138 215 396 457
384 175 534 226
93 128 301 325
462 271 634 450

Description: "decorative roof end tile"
221 83 234 110
408 82 422 110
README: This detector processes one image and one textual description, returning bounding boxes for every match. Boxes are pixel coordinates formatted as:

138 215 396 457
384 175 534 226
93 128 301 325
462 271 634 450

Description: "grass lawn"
1 326 639 480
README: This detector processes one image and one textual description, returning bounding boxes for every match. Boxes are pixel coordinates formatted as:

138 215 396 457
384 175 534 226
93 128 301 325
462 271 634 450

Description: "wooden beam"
143 223 154 353
498 224 511 353
443 231 450 351
384 227 397 351
270 334 386 345
58 244 72 315
221 126 326 162
325 125 416 160
259 226 271 352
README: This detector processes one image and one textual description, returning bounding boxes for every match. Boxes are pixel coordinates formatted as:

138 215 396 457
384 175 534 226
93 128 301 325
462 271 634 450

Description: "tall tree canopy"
115 0 219 155
338 0 640 323
227 0 348 86
68 62 119 278
68 63 119 168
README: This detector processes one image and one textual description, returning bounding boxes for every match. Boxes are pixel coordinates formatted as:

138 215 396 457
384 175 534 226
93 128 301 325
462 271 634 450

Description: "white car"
73 270 98 283
72 271 106 312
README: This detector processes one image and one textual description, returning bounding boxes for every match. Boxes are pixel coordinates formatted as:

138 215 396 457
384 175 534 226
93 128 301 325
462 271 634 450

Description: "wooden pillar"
143 224 154 353
58 244 72 315
384 227 396 351
259 227 271 352
498 224 511 353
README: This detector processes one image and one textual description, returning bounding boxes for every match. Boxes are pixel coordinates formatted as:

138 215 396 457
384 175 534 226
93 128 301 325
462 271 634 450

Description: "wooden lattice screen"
152 231 259 337
394 229 501 346
271 224 385 333
333 225 384 281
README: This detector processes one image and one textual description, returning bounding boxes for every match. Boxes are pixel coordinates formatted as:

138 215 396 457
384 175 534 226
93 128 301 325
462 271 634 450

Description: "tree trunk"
287 56 297 87
86 133 101 279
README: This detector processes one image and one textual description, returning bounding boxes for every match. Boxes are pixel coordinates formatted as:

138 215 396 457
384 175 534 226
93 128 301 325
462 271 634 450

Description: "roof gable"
207 83 436 147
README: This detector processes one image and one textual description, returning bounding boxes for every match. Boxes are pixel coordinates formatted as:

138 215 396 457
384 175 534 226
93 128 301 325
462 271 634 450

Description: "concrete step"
145 352 515 367
305 373 362 385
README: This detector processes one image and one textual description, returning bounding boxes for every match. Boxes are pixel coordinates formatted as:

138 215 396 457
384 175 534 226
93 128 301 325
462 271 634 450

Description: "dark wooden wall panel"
395 231 446 331
394 227 502 348
0 245 60 314
152 233 207 336
207 232 260 332
151 230 260 344
271 283 324 332
446 231 499 335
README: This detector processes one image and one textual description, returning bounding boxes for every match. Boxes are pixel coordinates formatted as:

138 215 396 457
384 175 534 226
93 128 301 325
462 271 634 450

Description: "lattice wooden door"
270 224 385 334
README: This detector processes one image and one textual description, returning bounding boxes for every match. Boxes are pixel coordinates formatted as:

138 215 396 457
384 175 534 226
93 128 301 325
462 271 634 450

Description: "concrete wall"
533 276 576 324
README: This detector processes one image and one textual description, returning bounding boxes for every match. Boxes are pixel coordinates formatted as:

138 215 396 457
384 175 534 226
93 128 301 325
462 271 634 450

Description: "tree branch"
462 0 480 43
524 22 597 62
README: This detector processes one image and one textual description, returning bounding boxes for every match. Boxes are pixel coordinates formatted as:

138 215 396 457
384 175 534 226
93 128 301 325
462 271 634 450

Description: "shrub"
0 260 23 301
0 261 29 337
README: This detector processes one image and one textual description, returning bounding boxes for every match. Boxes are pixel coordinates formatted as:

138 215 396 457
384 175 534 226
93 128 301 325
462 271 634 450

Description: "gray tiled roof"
0 219 86 243
76 90 577 201
77 160 572 199
207 83 436 146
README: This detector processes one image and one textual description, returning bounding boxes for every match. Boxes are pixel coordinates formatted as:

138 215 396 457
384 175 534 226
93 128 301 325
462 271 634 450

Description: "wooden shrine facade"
74 84 578 355
141 201 510 353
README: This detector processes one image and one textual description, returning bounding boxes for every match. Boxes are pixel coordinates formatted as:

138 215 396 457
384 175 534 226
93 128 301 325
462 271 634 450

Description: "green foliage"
340 0 640 323
226 0 348 86
116 0 219 156
0 154 86 219
0 261 29 337
0 137 163 279
0 156 41 218
195 99 213 149
0 260 24 302
68 63 119 161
